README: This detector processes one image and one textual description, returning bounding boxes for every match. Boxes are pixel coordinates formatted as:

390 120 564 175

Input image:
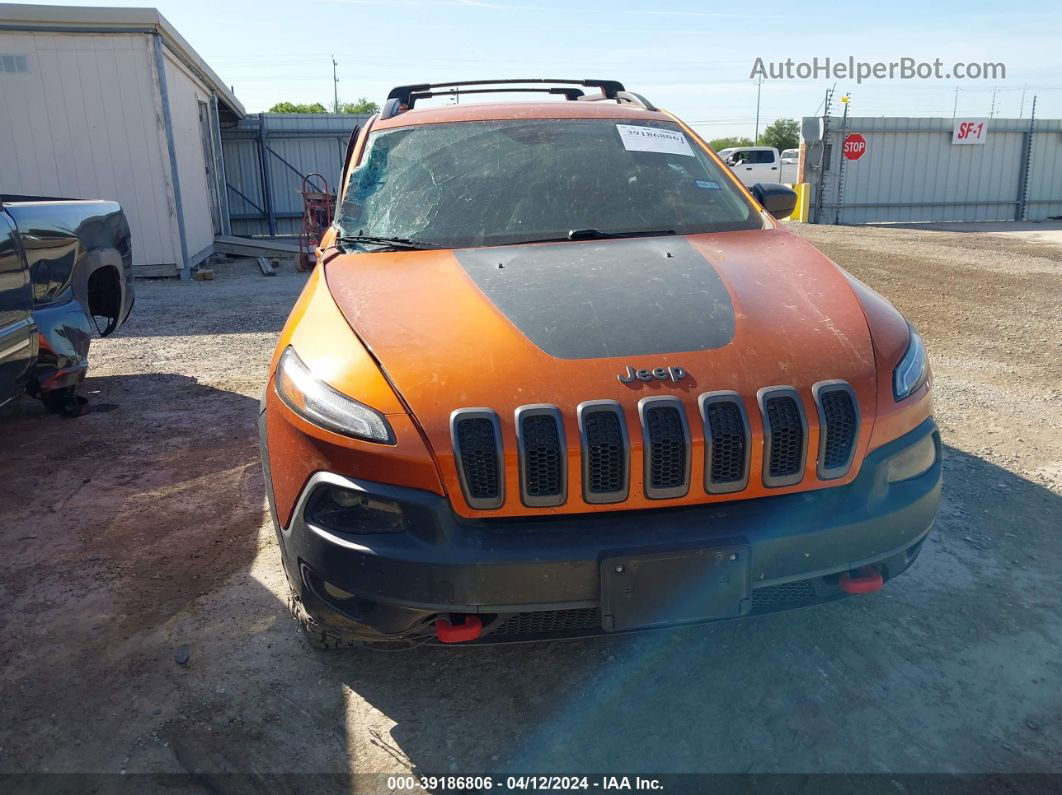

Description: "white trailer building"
0 4 245 277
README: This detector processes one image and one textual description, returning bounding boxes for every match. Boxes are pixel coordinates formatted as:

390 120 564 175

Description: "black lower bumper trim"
262 416 941 642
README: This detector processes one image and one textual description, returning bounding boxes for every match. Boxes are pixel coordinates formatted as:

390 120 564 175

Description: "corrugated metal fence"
223 112 1062 232
806 116 1062 224
220 113 371 237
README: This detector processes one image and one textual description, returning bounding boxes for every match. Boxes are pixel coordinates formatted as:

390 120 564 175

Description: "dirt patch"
794 224 1062 493
0 238 1059 781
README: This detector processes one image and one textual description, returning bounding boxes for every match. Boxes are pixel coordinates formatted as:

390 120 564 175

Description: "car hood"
324 228 877 505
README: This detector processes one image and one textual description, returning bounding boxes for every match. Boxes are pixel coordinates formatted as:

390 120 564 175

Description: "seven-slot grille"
451 382 856 508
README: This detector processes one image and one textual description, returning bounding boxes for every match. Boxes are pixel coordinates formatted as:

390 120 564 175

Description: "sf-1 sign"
843 133 867 160
953 119 988 144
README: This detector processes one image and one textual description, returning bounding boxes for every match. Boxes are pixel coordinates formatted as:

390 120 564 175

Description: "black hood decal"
454 237 735 359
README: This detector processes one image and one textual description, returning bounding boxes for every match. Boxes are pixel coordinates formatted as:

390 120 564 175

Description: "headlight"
893 324 929 400
275 346 393 442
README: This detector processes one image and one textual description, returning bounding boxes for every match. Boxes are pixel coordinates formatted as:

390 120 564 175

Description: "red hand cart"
298 173 334 272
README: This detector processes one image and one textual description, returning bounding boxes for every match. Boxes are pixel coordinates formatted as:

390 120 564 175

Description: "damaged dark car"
1 195 134 415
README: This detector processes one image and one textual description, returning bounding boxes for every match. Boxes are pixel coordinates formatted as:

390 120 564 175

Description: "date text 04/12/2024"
386 775 665 791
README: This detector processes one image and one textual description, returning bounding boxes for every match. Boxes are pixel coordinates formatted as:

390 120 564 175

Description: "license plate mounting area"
600 544 751 632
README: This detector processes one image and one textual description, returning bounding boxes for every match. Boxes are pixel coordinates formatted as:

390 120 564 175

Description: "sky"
28 0 1062 139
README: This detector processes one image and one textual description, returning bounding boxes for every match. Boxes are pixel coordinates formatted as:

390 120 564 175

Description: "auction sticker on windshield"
617 124 695 157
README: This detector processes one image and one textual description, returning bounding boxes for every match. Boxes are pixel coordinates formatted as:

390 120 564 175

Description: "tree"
708 136 754 151
337 98 380 114
268 101 327 114
759 118 799 151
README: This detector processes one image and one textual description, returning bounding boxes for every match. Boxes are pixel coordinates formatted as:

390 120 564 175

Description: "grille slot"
639 397 691 499
585 415 622 492
759 387 807 488
814 382 860 480
516 405 566 507
699 392 750 494
766 399 802 476
450 409 504 510
578 401 629 503
492 608 600 638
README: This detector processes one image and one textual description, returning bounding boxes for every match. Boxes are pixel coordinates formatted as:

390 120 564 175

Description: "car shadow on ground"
311 442 1061 777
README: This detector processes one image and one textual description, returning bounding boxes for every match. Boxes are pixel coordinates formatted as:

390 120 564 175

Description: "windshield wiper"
507 229 677 245
338 234 441 251
568 228 676 241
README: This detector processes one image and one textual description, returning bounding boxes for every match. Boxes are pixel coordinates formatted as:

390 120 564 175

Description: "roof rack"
379 79 657 119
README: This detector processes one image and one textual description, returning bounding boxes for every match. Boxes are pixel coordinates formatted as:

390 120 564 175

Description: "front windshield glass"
337 119 762 249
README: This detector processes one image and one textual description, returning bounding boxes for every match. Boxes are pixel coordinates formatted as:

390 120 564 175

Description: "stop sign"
843 133 867 160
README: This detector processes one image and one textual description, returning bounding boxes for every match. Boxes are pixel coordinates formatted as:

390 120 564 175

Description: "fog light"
323 581 355 601
308 486 408 534
887 433 937 483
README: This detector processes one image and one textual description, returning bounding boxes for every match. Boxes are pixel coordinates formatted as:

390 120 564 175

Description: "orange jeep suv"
259 79 940 647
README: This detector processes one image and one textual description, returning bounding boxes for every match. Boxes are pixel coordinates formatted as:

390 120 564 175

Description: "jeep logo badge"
617 365 688 384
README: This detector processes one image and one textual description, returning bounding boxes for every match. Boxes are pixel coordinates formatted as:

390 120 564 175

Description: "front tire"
40 386 87 417
286 587 430 651
288 588 352 650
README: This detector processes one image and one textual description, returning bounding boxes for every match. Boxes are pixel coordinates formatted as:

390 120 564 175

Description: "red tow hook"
839 566 884 595
435 614 483 643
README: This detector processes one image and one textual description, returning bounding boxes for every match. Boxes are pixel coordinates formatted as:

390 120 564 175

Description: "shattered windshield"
337 119 762 250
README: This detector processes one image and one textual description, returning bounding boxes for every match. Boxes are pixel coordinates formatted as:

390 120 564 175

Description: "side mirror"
751 182 798 220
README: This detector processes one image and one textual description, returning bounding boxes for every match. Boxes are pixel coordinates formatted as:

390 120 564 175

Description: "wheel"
287 588 355 651
286 588 428 651
40 387 87 417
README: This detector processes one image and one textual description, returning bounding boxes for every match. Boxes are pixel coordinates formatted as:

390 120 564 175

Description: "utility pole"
989 87 997 119
754 76 763 143
952 87 959 119
812 87 834 224
834 93 851 225
332 54 339 113
1019 86 1026 118
1017 95 1037 221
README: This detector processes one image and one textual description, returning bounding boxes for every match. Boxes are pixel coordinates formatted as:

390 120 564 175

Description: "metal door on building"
198 100 222 236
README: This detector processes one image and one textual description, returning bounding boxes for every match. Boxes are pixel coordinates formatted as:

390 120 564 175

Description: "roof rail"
380 79 656 119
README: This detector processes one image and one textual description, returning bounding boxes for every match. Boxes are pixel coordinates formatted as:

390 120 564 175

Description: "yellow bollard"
783 183 811 223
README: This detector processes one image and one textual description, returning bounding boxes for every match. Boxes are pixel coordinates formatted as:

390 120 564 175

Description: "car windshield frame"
336 117 764 251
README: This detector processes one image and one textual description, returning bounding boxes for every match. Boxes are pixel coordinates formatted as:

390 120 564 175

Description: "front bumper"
261 417 942 642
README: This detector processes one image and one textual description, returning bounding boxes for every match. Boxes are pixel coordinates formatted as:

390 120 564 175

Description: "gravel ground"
1 227 1060 787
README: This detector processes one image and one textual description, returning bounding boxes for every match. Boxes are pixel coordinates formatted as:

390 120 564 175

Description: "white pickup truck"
717 146 798 187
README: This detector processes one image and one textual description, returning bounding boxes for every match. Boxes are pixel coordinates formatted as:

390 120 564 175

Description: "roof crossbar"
411 87 585 102
380 79 655 119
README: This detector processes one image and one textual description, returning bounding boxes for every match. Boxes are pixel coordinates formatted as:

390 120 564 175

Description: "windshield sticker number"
696 180 721 190
617 125 695 157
